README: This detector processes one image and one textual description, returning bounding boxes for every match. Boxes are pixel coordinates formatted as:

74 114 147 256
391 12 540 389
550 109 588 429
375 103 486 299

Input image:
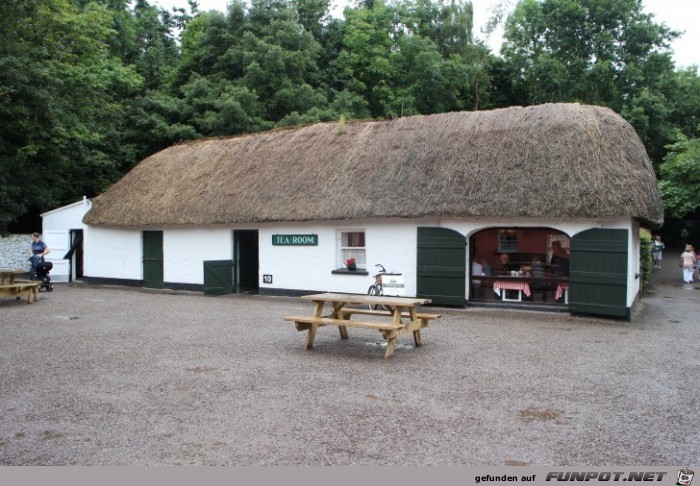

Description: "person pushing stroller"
28 233 51 280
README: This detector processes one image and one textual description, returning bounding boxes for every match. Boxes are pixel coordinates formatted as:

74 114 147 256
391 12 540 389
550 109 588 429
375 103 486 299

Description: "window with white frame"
498 229 518 253
338 230 366 269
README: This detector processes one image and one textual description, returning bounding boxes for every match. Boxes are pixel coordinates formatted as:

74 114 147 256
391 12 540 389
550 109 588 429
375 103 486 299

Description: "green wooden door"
570 228 628 318
417 227 466 306
142 231 163 289
203 260 234 296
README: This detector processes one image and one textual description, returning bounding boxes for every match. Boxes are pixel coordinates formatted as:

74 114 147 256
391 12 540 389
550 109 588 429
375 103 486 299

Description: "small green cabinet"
203 260 235 296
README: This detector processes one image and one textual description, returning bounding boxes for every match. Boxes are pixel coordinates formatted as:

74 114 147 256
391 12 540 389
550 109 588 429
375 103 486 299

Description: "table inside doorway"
492 280 532 301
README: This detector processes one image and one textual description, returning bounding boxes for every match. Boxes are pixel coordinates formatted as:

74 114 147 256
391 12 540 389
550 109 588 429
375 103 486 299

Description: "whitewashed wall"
41 198 91 282
84 216 641 307
258 221 418 295
164 227 233 283
0 234 31 270
84 226 143 281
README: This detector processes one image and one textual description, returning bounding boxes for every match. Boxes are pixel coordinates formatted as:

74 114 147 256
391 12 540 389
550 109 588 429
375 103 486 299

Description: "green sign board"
272 234 318 246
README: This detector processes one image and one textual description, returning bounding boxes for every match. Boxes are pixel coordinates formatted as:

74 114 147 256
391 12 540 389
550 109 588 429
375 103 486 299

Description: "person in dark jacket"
550 240 569 277
28 233 51 279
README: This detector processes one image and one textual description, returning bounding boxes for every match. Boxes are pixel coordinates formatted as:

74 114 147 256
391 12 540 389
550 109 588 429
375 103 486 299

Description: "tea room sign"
272 234 318 246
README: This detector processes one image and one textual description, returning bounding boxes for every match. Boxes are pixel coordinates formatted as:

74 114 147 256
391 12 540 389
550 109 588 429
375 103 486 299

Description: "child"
651 235 665 269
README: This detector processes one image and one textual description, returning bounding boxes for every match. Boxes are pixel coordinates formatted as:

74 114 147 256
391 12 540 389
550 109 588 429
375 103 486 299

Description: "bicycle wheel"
367 285 380 309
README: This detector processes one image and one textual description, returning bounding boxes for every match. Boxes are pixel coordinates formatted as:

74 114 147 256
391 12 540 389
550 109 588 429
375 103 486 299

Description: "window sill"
331 268 369 276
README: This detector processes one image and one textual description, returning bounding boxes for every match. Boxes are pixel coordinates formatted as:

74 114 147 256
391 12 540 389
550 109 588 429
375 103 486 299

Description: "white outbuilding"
41 197 91 283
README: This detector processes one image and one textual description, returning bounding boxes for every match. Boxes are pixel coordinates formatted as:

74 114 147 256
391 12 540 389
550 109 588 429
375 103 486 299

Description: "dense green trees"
1 0 699 230
0 0 143 230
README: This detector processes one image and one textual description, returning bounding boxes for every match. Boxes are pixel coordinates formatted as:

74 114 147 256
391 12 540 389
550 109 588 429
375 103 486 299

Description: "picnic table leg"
385 335 397 359
312 301 325 318
392 305 405 325
303 300 326 349
330 302 349 339
409 307 422 347
305 323 318 350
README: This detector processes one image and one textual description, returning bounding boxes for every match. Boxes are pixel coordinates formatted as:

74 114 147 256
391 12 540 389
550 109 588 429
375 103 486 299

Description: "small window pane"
498 230 518 253
343 232 365 248
340 231 366 269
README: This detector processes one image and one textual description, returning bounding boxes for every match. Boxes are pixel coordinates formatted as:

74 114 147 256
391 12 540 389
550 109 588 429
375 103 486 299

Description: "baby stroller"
34 260 54 292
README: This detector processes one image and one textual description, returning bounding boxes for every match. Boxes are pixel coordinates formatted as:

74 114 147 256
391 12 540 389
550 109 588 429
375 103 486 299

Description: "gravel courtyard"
0 266 698 465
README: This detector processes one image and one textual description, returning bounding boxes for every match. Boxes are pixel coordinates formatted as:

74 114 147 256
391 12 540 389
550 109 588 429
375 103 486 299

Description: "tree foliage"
659 132 700 219
1 0 700 231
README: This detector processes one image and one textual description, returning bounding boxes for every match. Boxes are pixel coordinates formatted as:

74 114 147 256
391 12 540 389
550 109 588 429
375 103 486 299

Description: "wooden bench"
284 312 438 358
284 315 404 332
339 308 441 321
0 281 41 304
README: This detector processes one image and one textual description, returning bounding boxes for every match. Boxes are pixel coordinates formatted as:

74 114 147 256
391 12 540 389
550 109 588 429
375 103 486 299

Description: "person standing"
651 235 665 269
28 233 51 280
680 245 697 283
550 240 570 277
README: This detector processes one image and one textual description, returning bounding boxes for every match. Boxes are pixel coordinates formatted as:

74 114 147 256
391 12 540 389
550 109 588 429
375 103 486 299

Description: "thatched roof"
84 103 663 228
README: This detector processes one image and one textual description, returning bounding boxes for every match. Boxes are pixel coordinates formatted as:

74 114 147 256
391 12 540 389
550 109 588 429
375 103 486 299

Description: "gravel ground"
0 263 698 465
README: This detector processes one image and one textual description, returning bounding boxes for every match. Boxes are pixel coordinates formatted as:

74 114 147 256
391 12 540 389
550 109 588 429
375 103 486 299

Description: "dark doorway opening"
64 229 84 281
234 230 259 293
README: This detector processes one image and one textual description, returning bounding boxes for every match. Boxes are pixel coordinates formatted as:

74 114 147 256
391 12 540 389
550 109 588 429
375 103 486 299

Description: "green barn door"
417 227 466 306
570 228 628 318
142 231 163 289
203 260 234 296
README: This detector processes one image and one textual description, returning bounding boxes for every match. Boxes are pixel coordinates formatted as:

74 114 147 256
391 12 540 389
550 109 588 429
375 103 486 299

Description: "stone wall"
0 234 31 270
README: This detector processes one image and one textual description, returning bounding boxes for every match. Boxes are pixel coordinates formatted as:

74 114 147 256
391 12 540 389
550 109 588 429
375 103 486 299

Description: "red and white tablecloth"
493 281 531 298
555 283 569 301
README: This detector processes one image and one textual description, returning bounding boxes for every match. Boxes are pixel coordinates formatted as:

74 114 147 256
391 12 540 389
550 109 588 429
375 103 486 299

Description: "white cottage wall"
258 222 419 296
164 227 233 284
84 216 643 312
84 226 143 281
629 220 642 308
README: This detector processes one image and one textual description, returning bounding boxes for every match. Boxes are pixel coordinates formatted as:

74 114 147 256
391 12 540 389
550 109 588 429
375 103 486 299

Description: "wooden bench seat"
284 315 403 332
0 281 41 304
339 308 441 320
284 313 432 358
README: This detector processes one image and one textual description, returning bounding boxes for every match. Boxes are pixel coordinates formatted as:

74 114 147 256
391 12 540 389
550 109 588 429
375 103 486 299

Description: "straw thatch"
84 103 663 227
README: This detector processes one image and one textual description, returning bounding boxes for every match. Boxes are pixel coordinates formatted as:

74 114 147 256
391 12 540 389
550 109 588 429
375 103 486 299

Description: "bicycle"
367 264 404 310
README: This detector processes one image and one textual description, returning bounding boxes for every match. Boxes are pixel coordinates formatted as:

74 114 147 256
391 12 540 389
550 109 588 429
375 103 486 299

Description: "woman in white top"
680 245 697 283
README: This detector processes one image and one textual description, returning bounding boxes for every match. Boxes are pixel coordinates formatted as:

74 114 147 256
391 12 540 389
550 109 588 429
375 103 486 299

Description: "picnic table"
0 269 41 304
284 293 441 358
